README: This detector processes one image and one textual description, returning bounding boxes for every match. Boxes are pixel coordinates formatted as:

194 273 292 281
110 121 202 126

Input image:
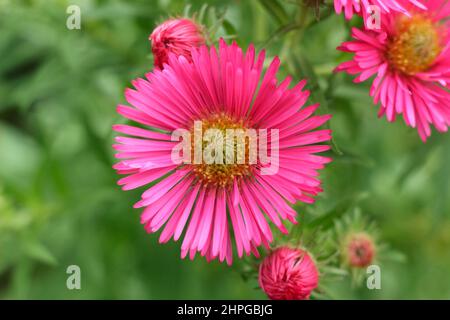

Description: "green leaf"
25 242 57 266
198 4 209 23
258 22 303 49
384 250 407 263
291 52 343 155
222 19 237 37
183 4 192 17
258 0 289 25
307 193 368 230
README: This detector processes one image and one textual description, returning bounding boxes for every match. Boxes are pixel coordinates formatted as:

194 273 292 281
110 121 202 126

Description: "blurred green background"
0 0 449 299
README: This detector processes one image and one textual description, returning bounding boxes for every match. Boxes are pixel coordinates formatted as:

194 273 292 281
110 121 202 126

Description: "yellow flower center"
190 113 254 187
387 16 442 75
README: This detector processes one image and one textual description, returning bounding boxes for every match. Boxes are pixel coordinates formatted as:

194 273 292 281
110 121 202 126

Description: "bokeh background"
0 0 449 299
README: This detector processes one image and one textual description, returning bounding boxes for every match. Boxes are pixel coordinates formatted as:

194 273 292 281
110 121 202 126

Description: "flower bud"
258 247 319 300
149 18 205 69
346 233 376 268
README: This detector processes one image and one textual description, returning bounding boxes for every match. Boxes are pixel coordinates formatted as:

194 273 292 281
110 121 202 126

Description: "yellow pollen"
387 16 442 75
190 113 254 188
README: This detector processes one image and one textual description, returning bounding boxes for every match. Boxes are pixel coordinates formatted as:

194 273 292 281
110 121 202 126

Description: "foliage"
0 0 449 299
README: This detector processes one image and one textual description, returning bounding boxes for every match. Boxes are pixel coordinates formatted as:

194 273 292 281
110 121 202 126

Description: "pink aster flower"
149 18 205 69
258 247 319 300
334 0 427 21
335 0 450 141
113 39 332 264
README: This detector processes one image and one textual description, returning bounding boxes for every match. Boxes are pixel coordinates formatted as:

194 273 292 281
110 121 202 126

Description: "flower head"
335 0 450 141
334 0 427 20
258 247 319 300
345 232 376 267
332 209 393 287
113 39 332 264
149 18 205 69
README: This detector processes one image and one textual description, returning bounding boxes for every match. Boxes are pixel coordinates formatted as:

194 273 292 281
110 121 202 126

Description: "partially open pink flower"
113 40 332 264
335 0 450 141
259 247 319 300
149 18 205 69
346 233 376 268
334 0 427 20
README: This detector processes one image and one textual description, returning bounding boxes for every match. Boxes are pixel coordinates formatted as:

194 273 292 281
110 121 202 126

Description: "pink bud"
346 233 376 268
259 247 319 300
149 18 205 69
